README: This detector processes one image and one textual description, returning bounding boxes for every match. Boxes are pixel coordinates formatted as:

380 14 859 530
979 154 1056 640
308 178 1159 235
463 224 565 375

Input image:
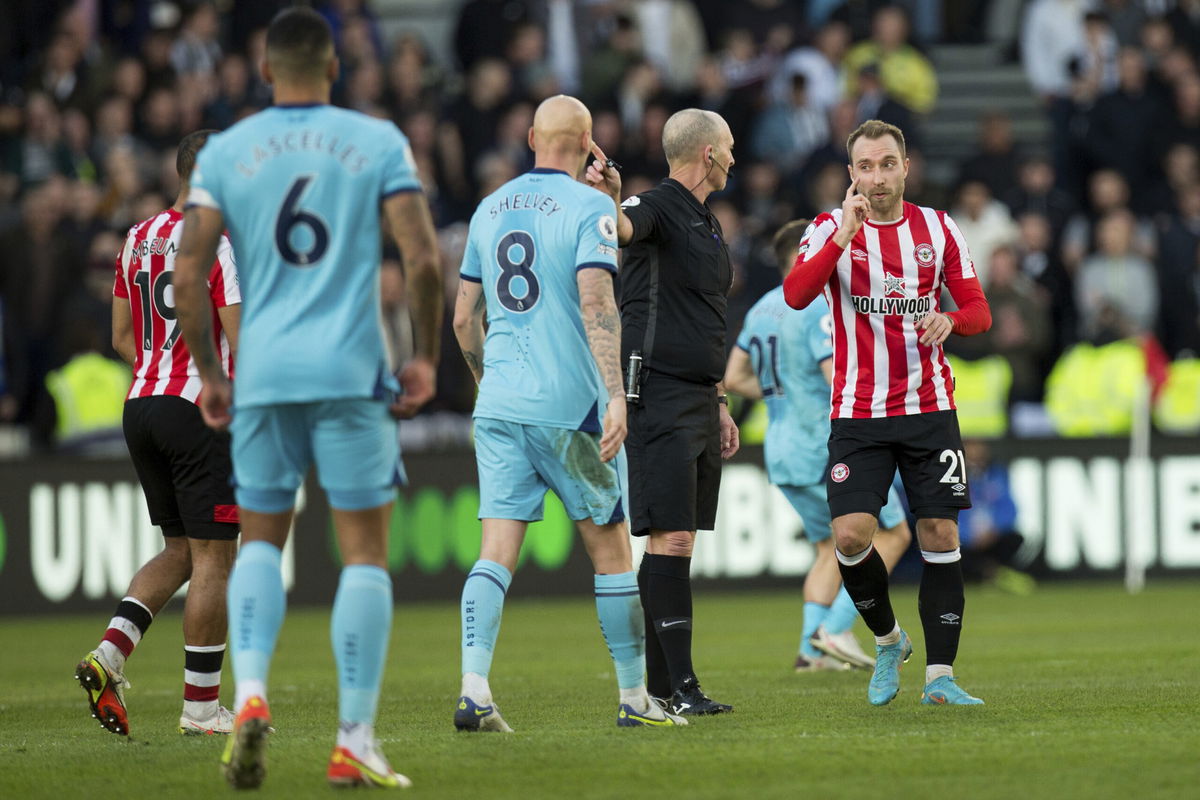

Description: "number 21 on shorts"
938 448 968 492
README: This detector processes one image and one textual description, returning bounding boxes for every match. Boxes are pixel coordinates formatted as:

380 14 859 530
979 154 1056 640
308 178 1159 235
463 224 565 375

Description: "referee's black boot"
668 676 733 716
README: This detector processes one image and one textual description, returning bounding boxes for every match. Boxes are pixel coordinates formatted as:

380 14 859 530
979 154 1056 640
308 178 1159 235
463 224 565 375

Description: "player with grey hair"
585 110 738 716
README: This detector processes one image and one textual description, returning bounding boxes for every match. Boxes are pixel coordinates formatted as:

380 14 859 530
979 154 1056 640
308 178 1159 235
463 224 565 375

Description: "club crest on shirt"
914 242 936 267
831 463 850 483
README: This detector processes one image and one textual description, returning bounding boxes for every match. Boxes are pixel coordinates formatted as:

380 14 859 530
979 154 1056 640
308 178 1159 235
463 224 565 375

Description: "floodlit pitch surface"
1 581 1197 799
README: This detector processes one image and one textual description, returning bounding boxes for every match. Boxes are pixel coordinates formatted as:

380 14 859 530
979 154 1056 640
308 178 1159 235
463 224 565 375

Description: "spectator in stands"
751 74 829 172
439 58 513 212
384 34 443 117
321 0 385 66
5 92 74 189
31 31 91 108
1003 155 1077 245
506 21 558 101
1141 15 1176 100
1077 209 1159 341
1144 142 1200 217
769 19 851 113
718 27 777 92
951 180 1018 286
1155 185 1200 358
1017 211 1077 361
1022 2 1111 195
1167 0 1200 57
798 98 859 187
170 1 221 78
1160 73 1200 154
843 4 938 114
1062 169 1156 271
455 0 535 71
139 87 182 153
629 0 706 93
0 177 82 442
203 53 252 129
1099 0 1144 47
1085 46 1164 209
952 245 1053 403
579 12 640 106
91 94 139 168
958 110 1022 203
850 62 917 141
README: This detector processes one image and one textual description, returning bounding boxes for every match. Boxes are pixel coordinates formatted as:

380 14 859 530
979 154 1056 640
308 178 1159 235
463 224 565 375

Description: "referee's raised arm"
585 142 634 245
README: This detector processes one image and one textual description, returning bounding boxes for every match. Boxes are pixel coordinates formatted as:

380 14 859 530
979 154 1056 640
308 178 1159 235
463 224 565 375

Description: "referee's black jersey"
619 178 733 385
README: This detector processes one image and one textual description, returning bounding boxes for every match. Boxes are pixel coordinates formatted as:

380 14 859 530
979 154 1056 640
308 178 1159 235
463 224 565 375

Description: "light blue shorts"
778 482 907 543
474 417 626 525
231 399 404 513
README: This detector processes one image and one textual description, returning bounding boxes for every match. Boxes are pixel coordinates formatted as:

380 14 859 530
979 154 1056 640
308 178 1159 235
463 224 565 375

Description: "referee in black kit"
587 109 738 716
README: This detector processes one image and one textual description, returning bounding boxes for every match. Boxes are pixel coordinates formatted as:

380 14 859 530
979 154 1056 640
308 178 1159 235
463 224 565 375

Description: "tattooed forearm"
453 279 486 383
460 347 484 383
578 268 623 399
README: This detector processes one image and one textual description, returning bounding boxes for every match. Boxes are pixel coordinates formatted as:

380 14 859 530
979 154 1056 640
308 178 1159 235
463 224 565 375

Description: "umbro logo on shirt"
851 248 869 261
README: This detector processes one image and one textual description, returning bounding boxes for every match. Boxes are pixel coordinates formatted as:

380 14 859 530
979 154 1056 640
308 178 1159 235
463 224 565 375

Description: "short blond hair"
846 119 906 160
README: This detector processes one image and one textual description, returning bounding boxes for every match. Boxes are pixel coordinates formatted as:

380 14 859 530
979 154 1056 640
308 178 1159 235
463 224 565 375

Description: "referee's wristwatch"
717 395 728 406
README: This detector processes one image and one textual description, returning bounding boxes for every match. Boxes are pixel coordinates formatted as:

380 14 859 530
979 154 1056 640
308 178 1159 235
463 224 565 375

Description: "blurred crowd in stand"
0 0 1197 452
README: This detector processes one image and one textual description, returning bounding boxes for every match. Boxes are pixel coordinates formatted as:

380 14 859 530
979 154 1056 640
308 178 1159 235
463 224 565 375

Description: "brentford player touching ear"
783 119 991 707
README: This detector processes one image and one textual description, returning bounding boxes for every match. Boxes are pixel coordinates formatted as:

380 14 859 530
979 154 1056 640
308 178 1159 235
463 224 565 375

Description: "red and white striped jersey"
112 208 239 403
797 202 981 419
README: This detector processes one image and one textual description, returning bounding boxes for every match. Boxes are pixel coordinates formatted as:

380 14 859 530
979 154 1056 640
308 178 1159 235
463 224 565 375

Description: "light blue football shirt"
187 103 421 408
736 286 834 487
460 168 619 432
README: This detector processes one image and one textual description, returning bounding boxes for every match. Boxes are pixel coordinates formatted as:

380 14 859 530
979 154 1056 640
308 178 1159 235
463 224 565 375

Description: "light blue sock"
227 541 285 692
461 559 512 678
331 565 393 725
594 572 644 690
824 587 860 635
801 602 830 658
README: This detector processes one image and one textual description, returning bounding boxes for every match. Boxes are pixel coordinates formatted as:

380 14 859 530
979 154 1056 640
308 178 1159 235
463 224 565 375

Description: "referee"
587 109 737 716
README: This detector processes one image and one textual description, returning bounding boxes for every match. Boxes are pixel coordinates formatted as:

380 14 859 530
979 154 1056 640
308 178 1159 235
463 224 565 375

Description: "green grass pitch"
1 581 1197 799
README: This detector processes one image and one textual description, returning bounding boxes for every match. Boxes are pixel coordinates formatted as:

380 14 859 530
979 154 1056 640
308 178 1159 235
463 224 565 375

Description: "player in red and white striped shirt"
783 120 990 707
113 205 238 402
76 130 242 739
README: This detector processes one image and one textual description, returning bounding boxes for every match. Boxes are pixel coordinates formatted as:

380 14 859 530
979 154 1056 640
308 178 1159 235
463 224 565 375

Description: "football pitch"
1 580 1197 799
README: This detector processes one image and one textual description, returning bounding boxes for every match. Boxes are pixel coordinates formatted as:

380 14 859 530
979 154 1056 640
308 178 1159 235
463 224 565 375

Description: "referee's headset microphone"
688 148 730 194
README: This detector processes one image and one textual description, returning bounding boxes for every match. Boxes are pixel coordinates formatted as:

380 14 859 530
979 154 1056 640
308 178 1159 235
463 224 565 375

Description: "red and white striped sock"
97 596 154 673
183 644 226 719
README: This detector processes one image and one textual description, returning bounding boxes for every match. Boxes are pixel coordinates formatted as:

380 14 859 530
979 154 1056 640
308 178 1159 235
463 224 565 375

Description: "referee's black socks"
835 545 897 637
918 549 965 667
639 554 694 695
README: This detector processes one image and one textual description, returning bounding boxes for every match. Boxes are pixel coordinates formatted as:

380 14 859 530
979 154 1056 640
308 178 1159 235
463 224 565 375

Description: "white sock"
97 641 125 673
461 672 492 704
619 686 651 713
337 721 374 755
875 622 902 647
182 699 219 720
926 664 954 684
235 679 267 713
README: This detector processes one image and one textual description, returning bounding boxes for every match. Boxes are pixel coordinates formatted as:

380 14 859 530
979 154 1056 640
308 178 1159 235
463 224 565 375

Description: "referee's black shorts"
626 370 721 536
826 409 971 522
123 395 239 540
